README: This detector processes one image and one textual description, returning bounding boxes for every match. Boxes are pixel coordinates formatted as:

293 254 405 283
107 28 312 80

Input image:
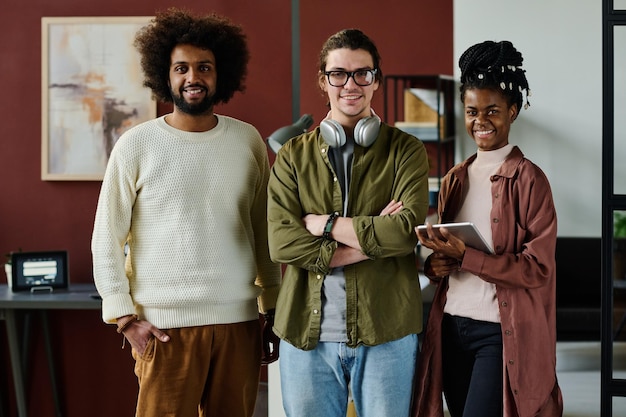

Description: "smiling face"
463 87 518 151
169 44 217 116
319 48 379 128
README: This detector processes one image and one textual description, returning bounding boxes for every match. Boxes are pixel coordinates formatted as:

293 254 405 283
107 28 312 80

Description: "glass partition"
605 2 626 411
614 210 626 377
615 397 626 413
615 26 626 195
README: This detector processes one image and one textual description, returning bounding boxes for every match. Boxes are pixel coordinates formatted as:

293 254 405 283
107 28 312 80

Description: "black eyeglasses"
324 69 378 87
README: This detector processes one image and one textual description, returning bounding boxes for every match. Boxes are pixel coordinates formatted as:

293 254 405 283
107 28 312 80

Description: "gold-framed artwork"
41 16 156 181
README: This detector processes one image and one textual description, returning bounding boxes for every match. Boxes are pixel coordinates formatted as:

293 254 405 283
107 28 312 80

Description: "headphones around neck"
320 114 381 148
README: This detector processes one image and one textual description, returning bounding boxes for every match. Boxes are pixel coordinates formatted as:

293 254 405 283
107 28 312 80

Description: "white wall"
268 362 286 417
454 0 602 237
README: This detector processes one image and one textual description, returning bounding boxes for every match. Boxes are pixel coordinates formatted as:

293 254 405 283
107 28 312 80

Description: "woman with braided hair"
412 40 563 417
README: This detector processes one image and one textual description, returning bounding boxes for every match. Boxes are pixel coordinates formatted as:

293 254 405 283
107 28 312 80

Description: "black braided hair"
458 40 531 114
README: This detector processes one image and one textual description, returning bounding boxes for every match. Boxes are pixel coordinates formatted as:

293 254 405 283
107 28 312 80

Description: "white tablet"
416 222 494 254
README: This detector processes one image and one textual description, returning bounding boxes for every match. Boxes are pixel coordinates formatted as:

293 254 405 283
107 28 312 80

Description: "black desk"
0 284 101 417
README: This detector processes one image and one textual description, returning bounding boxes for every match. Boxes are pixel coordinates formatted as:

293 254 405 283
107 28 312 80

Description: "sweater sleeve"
91 138 137 324
251 136 281 313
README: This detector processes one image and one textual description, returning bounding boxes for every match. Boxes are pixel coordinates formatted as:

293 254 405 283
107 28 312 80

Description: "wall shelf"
383 74 456 193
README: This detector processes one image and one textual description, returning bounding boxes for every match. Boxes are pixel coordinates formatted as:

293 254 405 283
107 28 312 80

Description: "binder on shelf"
402 88 446 139
404 88 443 122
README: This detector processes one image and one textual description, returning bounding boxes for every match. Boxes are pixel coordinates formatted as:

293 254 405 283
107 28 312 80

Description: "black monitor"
10 251 69 292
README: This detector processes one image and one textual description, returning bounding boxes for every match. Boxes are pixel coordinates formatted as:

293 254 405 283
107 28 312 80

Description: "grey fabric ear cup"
320 116 381 148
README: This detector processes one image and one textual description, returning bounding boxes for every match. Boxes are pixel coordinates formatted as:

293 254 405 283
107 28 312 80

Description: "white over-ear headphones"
320 111 381 148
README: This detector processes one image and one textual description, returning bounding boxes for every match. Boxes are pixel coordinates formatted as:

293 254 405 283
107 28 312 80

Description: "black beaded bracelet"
322 212 340 240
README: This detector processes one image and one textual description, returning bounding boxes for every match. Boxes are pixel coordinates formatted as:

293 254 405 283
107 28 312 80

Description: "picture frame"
41 16 156 181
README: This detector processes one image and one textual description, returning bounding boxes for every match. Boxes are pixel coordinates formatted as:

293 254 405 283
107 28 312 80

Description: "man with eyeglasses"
267 29 430 417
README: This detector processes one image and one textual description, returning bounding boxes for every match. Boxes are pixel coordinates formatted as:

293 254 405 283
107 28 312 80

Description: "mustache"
181 84 207 93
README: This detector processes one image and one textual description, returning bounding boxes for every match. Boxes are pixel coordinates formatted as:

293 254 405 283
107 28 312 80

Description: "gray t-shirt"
319 138 354 342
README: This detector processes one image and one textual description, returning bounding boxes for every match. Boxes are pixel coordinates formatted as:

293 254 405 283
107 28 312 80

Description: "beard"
170 86 215 115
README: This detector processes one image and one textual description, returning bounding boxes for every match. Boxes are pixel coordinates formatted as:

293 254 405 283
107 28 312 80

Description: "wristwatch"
323 212 340 240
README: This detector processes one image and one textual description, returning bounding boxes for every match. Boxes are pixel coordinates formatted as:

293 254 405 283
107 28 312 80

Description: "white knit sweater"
91 115 280 329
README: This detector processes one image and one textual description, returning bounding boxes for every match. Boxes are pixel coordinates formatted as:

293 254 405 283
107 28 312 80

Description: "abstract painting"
41 16 155 180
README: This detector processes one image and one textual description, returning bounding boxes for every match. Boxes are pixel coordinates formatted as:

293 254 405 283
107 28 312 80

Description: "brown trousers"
132 320 262 417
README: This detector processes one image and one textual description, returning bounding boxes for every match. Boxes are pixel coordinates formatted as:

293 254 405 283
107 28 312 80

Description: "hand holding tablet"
416 222 494 254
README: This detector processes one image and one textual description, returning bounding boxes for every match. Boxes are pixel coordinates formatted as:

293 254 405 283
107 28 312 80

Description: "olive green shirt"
267 123 430 350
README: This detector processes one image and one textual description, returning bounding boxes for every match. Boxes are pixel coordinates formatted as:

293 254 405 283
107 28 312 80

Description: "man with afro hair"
92 8 280 417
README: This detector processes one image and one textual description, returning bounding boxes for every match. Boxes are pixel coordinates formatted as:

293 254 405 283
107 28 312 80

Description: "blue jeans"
279 334 418 417
442 314 503 417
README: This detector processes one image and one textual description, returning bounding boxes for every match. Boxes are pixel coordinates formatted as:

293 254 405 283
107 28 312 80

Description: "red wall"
0 1 452 415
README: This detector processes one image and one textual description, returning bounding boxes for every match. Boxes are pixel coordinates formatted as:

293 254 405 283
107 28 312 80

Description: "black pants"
442 313 503 417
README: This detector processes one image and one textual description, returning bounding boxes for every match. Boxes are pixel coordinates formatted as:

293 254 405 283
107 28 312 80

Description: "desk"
0 284 101 417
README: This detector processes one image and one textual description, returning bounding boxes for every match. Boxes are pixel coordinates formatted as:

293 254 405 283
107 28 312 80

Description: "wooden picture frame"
41 16 156 181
